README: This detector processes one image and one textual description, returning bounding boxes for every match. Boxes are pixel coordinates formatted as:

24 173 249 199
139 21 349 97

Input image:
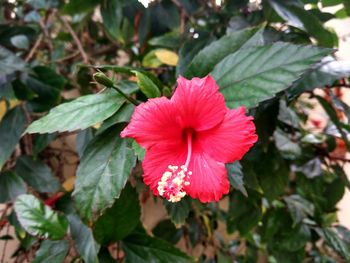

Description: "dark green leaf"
321 227 350 260
0 106 26 169
98 247 115 263
26 90 126 134
176 34 214 76
133 71 161 98
288 58 350 99
284 195 314 225
226 162 248 197
14 194 68 239
274 128 302 160
61 0 99 15
93 184 140 245
227 191 262 235
72 125 136 222
185 28 261 78
98 103 135 135
76 128 94 157
0 171 26 203
122 233 192 263
316 95 350 150
164 197 191 226
152 219 183 244
33 133 58 155
132 141 145 161
212 43 331 109
32 66 66 90
15 155 60 193
68 214 100 263
0 46 26 76
268 0 334 47
33 240 69 263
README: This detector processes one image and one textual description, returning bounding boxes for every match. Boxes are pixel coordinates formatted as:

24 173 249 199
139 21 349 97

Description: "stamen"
157 130 193 202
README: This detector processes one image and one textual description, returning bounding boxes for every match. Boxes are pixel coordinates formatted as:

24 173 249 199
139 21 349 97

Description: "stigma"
157 165 191 202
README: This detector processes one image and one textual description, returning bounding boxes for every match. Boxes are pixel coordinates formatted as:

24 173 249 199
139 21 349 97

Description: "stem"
184 130 193 167
111 85 139 106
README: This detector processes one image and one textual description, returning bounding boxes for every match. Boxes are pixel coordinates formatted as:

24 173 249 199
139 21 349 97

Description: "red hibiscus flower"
121 75 258 203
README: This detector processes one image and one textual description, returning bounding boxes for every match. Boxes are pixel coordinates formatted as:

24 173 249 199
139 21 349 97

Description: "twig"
58 15 89 64
25 34 43 62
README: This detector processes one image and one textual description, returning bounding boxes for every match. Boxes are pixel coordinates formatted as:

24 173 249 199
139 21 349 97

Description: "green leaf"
152 219 183 244
274 128 302 160
133 71 161 98
61 0 99 15
185 27 261 78
288 58 350 99
132 140 145 161
33 133 58 155
0 171 26 203
100 0 129 42
227 191 262 235
316 95 350 150
226 162 248 197
14 194 68 239
76 128 94 157
268 0 334 47
11 35 29 49
122 233 192 263
15 155 60 193
176 34 214 76
98 103 135 135
93 184 140 245
321 227 350 260
68 214 100 263
284 195 314 226
164 197 191 226
26 90 126 134
212 42 331 109
72 125 136 222
0 106 26 169
256 145 289 201
32 66 66 90
0 46 26 76
33 240 69 263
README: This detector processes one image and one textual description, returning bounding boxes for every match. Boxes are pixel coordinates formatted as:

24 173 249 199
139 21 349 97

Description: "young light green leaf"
14 194 68 239
0 106 26 169
212 42 332 109
133 71 161 98
72 125 136 222
93 184 140 245
15 155 61 193
33 240 69 263
26 90 126 134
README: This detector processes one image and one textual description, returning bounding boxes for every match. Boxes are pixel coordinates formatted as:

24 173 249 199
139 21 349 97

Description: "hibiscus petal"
185 150 230 202
142 144 187 195
171 75 226 131
198 107 258 163
120 97 182 148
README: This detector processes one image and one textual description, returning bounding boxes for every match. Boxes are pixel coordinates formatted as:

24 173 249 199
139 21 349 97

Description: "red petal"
171 75 226 131
198 107 258 163
121 97 182 148
142 144 187 196
185 150 229 202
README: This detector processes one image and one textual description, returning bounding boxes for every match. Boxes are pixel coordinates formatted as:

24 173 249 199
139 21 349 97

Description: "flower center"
157 130 193 202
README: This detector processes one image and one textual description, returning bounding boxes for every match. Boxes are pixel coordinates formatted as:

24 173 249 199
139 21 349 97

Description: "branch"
58 15 89 64
25 34 43 62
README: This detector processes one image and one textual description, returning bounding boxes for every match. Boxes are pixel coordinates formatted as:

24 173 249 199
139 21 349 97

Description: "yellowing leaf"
63 176 76 192
154 49 179 66
0 99 21 121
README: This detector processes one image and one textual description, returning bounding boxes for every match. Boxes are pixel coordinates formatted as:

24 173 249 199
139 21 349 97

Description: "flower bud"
93 72 114 87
